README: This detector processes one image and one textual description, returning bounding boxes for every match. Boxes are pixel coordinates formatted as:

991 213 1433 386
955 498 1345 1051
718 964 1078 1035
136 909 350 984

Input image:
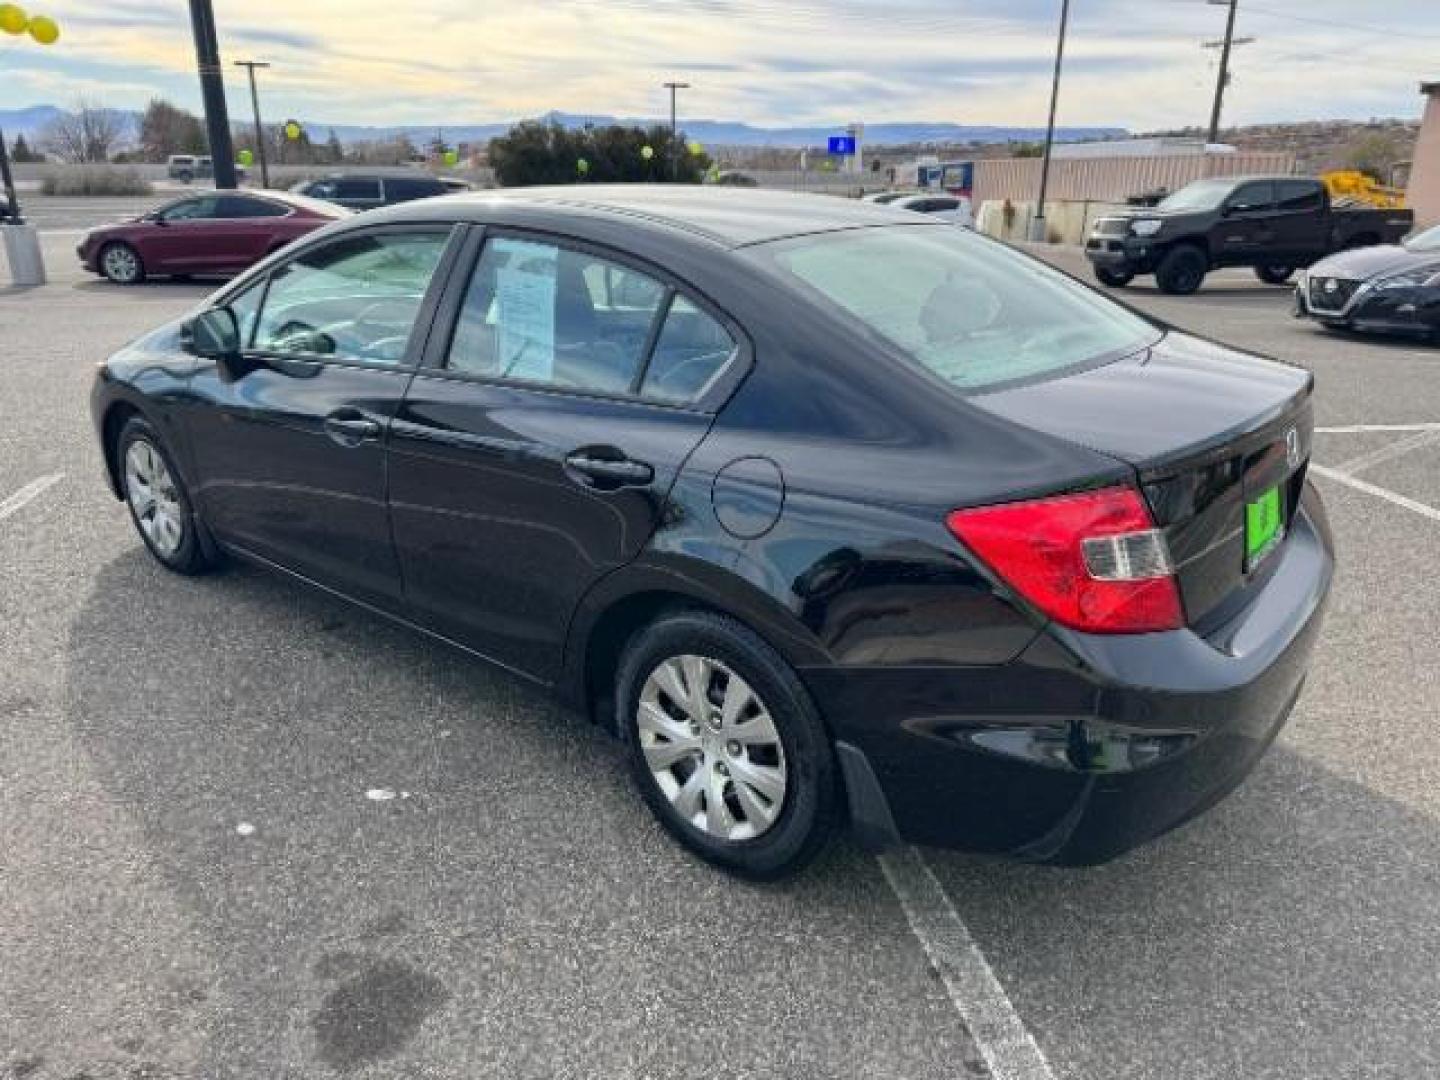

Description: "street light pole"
187 0 237 189
234 60 271 189
1031 0 1071 242
663 81 690 181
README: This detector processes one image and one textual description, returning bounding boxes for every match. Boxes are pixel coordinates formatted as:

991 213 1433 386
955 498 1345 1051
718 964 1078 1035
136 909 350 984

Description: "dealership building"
1412 81 1440 227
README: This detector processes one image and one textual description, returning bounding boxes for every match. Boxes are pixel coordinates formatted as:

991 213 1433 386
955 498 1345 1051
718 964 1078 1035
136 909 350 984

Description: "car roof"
357 184 943 249
152 188 350 217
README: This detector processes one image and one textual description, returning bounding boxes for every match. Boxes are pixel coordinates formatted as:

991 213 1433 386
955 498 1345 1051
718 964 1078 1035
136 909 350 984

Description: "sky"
3 0 1439 131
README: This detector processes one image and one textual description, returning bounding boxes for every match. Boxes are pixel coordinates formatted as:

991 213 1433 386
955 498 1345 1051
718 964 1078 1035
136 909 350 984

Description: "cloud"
11 0 1440 130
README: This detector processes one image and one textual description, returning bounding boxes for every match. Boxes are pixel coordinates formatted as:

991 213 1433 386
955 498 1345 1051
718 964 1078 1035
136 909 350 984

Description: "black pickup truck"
1085 175 1414 295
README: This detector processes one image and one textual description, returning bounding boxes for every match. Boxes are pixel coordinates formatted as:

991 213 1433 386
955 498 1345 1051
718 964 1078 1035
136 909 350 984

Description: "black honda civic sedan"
1295 222 1440 340
91 187 1333 878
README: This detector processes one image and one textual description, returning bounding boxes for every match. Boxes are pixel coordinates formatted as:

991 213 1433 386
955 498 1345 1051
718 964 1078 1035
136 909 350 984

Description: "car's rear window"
752 225 1159 393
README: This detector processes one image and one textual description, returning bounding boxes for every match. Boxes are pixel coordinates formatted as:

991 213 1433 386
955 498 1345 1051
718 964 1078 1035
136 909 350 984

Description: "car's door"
1271 179 1327 265
214 194 292 268
141 195 230 272
183 224 461 607
1213 181 1277 266
387 229 744 681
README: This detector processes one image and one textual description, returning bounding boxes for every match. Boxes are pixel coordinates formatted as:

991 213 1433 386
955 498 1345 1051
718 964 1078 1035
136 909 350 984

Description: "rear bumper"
806 482 1334 865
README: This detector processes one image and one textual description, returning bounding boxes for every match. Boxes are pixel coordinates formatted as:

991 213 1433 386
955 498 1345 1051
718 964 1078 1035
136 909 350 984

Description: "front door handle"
324 411 382 446
564 451 654 488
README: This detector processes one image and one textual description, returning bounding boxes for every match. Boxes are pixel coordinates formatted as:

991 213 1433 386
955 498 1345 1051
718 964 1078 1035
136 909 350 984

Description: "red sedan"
78 190 350 284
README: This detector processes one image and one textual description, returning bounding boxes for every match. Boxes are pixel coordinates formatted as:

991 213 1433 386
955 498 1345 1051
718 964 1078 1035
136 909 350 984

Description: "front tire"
118 417 217 575
1094 266 1135 288
617 610 838 880
100 242 146 285
1256 265 1295 285
1155 245 1207 295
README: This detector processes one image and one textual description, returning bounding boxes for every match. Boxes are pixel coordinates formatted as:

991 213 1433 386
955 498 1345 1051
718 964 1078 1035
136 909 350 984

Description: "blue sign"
828 135 857 156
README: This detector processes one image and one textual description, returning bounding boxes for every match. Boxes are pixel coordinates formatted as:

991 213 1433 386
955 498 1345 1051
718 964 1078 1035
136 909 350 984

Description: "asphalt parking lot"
4 203 1440 1080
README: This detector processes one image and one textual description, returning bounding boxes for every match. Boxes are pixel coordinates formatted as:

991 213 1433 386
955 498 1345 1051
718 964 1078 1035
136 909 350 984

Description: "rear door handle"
564 452 654 488
324 411 382 446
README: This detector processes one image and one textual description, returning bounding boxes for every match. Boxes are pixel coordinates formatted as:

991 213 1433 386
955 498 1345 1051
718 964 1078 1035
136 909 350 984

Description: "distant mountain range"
1 104 1126 149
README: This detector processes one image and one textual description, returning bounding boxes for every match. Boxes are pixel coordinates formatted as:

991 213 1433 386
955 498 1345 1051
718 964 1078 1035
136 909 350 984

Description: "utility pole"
187 0 237 189
233 60 271 189
663 81 690 181
1205 0 1254 144
1031 0 1071 242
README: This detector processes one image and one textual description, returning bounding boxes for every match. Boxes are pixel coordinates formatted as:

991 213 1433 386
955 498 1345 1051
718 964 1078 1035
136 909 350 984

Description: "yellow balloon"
0 4 28 35
640 145 654 160
27 13 58 43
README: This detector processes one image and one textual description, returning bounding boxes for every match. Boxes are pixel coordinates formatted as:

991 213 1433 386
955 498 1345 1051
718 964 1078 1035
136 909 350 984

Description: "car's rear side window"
446 237 669 395
1276 180 1323 212
641 297 737 404
218 196 286 219
335 178 383 201
753 226 1158 393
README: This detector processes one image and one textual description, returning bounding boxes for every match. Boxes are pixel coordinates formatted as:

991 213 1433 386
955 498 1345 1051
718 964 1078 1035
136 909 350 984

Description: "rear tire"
617 610 839 880
100 242 146 285
1094 266 1135 288
117 417 218 575
1255 265 1295 285
1155 246 1207 295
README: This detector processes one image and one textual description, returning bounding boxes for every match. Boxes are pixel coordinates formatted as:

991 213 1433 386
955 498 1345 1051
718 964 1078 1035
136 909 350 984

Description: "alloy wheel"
125 439 185 557
637 654 788 841
103 245 140 283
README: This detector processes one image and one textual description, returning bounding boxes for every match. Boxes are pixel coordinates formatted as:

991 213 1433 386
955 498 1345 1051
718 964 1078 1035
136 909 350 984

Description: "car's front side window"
162 197 220 222
249 230 451 365
445 237 669 395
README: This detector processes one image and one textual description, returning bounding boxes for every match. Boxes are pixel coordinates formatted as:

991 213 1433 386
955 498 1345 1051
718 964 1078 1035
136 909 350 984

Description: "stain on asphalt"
10 1057 44 1079
363 911 411 938
311 953 448 1070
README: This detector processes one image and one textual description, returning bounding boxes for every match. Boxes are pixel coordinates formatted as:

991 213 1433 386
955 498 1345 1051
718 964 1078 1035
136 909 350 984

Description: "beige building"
1411 82 1440 227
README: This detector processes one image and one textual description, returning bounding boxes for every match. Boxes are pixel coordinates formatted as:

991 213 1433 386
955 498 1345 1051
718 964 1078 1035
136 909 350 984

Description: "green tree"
9 133 43 163
138 98 206 162
489 120 711 187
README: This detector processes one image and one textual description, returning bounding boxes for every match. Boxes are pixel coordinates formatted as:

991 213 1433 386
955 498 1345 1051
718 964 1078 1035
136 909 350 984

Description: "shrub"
40 166 154 197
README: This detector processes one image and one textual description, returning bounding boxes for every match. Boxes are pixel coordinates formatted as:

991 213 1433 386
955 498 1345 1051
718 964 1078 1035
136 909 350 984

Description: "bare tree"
41 100 128 164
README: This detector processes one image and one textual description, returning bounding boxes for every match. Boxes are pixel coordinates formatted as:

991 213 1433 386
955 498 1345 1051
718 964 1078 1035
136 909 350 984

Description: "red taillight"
945 486 1184 635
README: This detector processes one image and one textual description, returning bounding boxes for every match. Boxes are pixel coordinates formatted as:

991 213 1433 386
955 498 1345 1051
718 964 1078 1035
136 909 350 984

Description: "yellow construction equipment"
1320 170 1407 210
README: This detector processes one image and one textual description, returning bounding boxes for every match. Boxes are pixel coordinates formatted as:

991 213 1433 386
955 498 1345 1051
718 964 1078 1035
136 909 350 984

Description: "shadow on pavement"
49 548 972 1080
924 739 1440 1080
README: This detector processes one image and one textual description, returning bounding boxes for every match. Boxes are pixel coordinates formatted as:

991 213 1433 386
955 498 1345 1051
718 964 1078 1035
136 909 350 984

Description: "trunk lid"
971 332 1313 630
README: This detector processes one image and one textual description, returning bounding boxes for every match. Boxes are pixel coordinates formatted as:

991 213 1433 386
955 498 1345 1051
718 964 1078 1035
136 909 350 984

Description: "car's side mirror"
188 307 241 361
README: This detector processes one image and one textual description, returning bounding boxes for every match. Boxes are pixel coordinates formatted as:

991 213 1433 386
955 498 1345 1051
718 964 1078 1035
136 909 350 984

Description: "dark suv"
292 172 449 211
1085 175 1413 294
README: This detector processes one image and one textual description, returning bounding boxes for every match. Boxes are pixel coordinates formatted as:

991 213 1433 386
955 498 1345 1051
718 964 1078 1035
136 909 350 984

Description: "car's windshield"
753 225 1159 393
1404 224 1440 252
1157 179 1237 212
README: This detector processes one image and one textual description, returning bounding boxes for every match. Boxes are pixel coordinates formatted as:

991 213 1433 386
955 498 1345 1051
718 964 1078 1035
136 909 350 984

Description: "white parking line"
879 847 1058 1080
0 473 65 522
1316 424 1440 435
1333 430 1440 476
1310 464 1440 525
